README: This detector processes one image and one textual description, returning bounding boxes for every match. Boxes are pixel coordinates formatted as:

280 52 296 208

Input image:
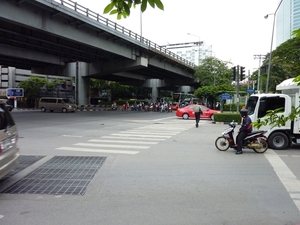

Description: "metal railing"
52 0 195 67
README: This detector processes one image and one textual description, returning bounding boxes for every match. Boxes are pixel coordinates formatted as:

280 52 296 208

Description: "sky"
72 0 280 73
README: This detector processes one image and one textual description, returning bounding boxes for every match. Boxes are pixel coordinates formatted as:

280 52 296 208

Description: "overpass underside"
0 0 196 103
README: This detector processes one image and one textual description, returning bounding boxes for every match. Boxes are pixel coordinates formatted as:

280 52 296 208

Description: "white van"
39 97 77 113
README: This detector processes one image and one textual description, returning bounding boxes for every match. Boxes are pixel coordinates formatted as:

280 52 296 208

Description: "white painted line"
89 139 158 144
100 136 166 141
110 133 172 138
119 131 179 135
136 127 192 131
74 143 149 149
62 135 83 138
56 147 139 154
278 155 300 158
152 117 177 121
264 150 300 212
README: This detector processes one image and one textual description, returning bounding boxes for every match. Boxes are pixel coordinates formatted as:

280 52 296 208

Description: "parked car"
0 100 19 180
4 102 14 111
176 104 220 120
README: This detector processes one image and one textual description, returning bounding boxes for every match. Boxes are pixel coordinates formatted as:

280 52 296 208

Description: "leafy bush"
222 104 245 112
214 112 241 123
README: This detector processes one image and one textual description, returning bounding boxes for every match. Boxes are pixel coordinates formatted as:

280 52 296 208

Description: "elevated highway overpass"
0 0 196 104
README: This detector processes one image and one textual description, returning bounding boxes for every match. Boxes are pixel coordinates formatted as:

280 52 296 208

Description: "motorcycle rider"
235 109 252 155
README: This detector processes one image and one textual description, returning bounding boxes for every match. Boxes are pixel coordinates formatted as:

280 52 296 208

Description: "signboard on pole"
246 89 255 94
6 88 24 98
219 93 232 100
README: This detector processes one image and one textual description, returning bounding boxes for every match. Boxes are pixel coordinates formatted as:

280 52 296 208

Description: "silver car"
0 100 19 180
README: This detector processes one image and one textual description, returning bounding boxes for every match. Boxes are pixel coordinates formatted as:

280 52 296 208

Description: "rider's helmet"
240 109 248 118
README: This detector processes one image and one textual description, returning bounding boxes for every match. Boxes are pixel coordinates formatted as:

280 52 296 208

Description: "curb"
76 105 123 111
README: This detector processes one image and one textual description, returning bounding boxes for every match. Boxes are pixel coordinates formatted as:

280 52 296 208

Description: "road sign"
6 88 24 97
246 89 255 93
219 93 232 100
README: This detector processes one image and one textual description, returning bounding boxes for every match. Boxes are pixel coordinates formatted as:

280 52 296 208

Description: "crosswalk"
56 120 196 154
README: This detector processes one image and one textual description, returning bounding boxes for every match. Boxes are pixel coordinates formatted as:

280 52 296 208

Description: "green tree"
19 76 67 107
90 78 150 100
104 0 164 19
256 33 300 92
194 84 234 108
253 29 300 128
44 78 61 96
19 76 46 108
90 78 111 97
194 57 232 87
193 57 235 108
19 76 46 99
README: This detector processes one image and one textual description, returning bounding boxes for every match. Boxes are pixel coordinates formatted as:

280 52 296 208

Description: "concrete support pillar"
67 62 90 105
143 79 163 102
178 85 193 94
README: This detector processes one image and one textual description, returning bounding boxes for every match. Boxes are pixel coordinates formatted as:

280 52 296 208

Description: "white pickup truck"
246 78 300 149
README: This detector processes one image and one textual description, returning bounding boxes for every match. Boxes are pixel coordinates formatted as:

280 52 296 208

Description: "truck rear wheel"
268 132 289 150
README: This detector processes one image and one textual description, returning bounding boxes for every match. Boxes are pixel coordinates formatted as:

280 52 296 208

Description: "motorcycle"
111 104 118 111
168 105 172 113
215 121 268 153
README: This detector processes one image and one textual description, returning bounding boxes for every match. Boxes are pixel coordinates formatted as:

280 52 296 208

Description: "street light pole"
265 0 283 93
140 11 143 36
254 54 265 93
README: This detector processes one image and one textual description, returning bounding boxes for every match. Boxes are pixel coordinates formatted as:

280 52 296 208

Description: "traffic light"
232 66 236 81
240 66 245 80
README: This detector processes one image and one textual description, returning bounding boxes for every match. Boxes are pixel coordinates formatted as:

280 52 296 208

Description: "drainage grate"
2 156 106 195
0 155 46 183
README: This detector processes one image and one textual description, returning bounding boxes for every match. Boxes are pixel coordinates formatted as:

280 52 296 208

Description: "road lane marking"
89 139 158 144
56 121 194 155
56 147 139 154
119 131 180 135
100 136 166 141
74 143 149 149
264 149 300 211
62 135 83 138
277 155 300 158
110 133 172 138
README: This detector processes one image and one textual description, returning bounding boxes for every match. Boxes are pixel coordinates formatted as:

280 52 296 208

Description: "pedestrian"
235 109 252 155
193 102 202 128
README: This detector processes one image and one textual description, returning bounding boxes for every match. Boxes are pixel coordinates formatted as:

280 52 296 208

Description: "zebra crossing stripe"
89 139 158 144
57 121 193 155
56 147 139 155
100 136 166 141
119 131 180 135
74 143 149 149
110 133 172 138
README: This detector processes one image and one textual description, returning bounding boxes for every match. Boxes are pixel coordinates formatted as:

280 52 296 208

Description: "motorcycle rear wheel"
252 138 268 153
215 137 230 151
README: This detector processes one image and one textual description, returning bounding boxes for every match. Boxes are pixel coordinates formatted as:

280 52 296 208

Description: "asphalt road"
0 110 300 225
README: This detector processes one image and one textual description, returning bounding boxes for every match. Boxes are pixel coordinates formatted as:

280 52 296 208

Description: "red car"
176 104 220 120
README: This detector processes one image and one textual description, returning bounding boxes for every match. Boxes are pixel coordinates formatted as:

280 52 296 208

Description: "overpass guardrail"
53 0 195 68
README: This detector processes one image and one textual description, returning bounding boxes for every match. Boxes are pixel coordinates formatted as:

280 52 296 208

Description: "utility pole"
254 54 265 93
236 65 240 113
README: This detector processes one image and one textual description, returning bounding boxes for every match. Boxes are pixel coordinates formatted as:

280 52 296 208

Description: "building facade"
164 42 213 66
0 66 73 101
276 0 300 46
